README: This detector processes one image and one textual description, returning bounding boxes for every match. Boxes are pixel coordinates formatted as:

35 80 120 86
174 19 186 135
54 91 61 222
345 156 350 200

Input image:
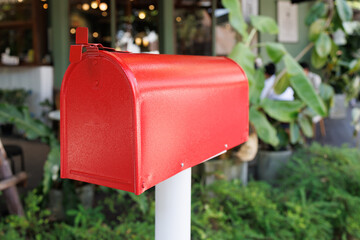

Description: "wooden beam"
0 139 25 216
0 172 27 191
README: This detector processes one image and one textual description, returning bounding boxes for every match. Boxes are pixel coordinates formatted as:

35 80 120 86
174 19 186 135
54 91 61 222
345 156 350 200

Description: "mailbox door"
61 53 137 192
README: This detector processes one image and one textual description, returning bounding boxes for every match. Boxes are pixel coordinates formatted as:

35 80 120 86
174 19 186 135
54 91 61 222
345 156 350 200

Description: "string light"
176 17 182 22
149 5 155 10
135 37 142 46
82 3 90 11
91 1 98 9
70 28 76 34
142 38 149 47
99 2 108 11
43 3 48 9
102 11 108 17
138 11 146 20
92 32 99 38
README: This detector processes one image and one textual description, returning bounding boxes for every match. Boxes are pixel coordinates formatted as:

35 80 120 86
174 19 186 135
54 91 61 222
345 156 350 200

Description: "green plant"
0 103 60 193
222 0 334 148
307 0 360 101
0 143 360 239
0 89 29 107
0 190 51 240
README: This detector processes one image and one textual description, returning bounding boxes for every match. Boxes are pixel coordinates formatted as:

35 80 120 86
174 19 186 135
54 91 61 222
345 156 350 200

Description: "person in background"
300 62 322 93
260 63 294 101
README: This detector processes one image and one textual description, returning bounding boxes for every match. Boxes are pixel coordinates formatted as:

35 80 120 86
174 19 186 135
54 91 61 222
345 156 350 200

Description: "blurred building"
0 0 324 116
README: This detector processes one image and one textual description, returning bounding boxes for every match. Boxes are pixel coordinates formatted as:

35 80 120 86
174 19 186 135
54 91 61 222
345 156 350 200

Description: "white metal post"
155 168 192 240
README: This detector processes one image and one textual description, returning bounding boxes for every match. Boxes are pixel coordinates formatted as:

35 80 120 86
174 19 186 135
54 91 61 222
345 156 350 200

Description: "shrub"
1 143 360 239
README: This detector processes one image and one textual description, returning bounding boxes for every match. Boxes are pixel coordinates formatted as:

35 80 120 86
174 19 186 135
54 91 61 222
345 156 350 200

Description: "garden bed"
0 143 360 240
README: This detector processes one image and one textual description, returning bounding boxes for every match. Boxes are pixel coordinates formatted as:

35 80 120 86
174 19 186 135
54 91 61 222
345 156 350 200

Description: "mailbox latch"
70 27 128 64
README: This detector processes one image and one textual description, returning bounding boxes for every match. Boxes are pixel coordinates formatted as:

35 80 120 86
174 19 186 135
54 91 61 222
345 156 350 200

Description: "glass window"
175 0 213 56
0 0 32 22
0 0 49 65
69 0 111 46
115 0 159 53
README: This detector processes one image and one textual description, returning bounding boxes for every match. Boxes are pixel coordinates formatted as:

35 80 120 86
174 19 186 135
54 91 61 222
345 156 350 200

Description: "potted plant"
307 0 360 119
221 0 346 182
0 103 95 220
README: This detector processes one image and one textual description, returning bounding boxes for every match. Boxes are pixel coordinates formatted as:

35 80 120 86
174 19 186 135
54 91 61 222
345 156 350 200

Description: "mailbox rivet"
225 144 228 148
181 163 184 167
93 60 98 65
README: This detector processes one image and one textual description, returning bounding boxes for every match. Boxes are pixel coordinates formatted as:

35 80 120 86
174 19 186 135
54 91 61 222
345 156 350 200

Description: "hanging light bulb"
135 37 142 46
82 3 90 11
142 38 149 47
91 1 98 9
138 11 146 20
99 2 108 11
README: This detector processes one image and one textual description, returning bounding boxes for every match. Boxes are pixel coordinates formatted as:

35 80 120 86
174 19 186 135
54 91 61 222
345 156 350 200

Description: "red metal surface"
61 28 249 195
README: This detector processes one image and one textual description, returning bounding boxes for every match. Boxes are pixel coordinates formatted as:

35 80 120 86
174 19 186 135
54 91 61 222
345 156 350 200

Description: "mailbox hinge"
70 27 129 64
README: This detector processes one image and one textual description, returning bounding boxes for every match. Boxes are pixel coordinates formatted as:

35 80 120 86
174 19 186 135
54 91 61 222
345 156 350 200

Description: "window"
0 0 49 65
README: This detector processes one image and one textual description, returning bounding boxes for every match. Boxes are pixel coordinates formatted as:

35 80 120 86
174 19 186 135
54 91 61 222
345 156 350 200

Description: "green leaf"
298 114 313 138
305 2 327 26
250 69 265 105
274 72 290 94
222 0 248 40
311 50 327 69
290 122 300 144
309 19 326 41
265 43 287 63
250 15 278 34
261 99 304 122
336 0 353 22
42 143 60 193
229 42 256 77
349 59 360 74
284 55 327 116
250 107 279 146
330 39 339 57
315 33 332 58
319 83 335 101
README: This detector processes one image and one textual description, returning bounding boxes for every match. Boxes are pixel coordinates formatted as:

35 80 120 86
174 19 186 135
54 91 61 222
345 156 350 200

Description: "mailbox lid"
61 52 138 192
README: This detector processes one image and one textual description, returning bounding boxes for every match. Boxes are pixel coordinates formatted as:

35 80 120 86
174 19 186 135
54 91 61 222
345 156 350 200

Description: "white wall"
0 66 54 119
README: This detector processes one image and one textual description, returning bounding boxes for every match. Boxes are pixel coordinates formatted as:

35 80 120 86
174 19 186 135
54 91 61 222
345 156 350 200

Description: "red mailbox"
60 27 248 195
